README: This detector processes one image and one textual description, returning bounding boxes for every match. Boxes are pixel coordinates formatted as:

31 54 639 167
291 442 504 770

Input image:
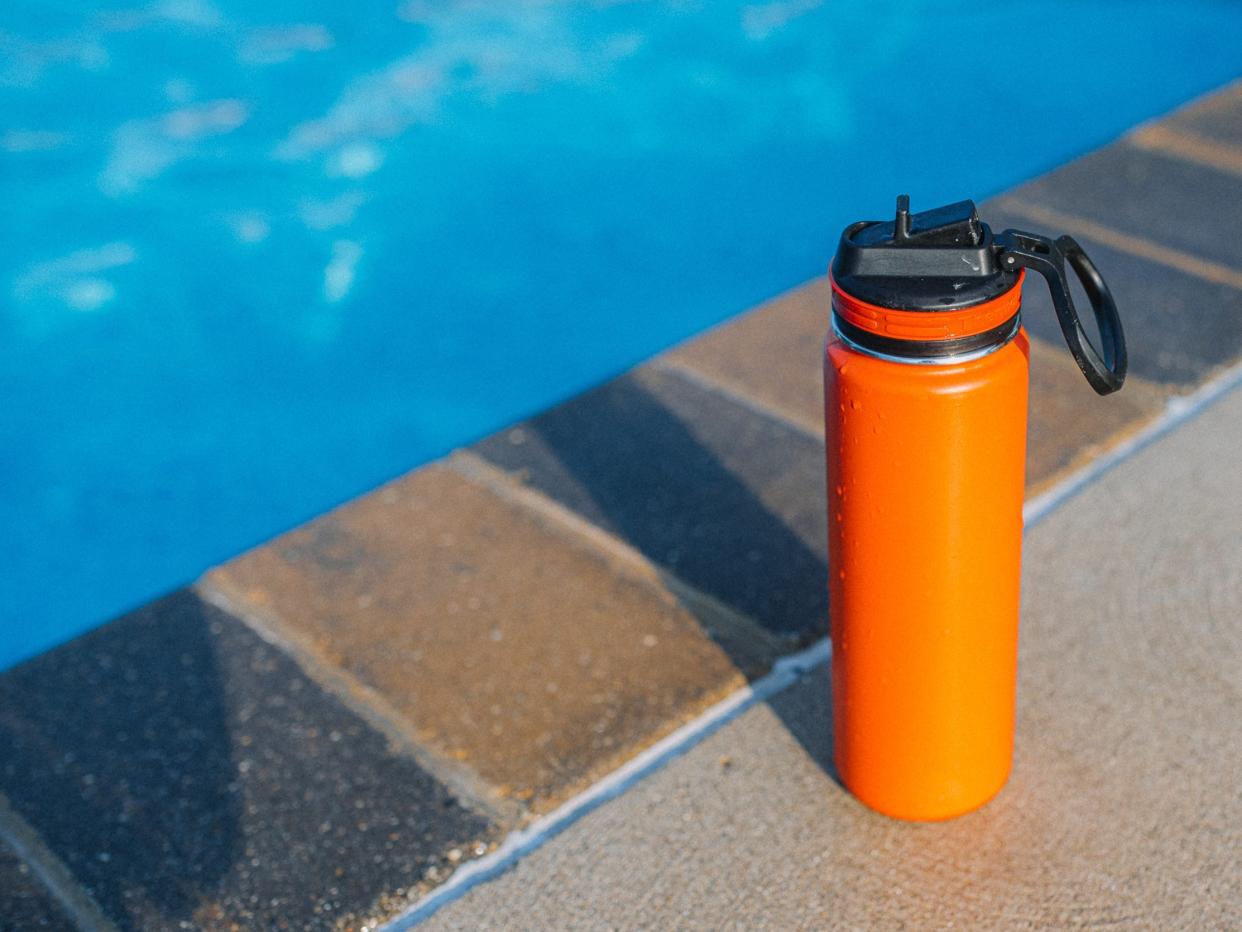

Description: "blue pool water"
3 1 1242 668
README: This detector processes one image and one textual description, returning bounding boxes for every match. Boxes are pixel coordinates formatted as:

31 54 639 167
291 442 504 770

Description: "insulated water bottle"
825 196 1126 821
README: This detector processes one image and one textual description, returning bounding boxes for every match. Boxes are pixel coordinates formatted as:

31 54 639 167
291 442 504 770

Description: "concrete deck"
427 382 1242 930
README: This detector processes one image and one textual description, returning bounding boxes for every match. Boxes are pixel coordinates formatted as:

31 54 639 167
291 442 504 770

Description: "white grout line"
651 357 826 442
382 637 832 931
0 794 119 932
385 355 1242 931
196 578 521 828
448 450 787 659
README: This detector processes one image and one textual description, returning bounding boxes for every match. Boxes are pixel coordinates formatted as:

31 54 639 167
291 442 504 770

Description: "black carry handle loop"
996 230 1127 395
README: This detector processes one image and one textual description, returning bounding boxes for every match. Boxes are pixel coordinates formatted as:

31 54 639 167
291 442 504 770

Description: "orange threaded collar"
830 270 1023 343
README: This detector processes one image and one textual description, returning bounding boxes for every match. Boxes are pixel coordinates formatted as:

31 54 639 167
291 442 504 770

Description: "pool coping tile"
0 836 79 932
5 75 1242 932
206 462 766 818
1004 135 1242 273
470 364 829 645
1145 78 1242 155
663 275 1170 497
0 590 499 931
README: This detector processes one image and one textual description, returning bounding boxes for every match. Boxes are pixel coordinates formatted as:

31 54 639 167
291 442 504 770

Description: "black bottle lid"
831 195 1021 310
829 194 1128 396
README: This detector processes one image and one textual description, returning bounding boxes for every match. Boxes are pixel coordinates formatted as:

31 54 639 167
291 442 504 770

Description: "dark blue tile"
1007 144 1242 272
0 842 76 931
0 591 497 931
985 203 1242 386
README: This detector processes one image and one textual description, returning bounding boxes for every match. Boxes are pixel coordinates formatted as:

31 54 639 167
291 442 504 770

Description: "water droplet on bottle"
850 399 862 410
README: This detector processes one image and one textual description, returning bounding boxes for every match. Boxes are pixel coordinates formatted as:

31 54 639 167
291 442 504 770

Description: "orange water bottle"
825 196 1126 820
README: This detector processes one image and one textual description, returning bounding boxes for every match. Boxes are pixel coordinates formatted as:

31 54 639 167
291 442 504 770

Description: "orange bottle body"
825 295 1030 820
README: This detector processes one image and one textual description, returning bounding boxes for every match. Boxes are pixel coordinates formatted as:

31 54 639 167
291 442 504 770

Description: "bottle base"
840 767 1011 822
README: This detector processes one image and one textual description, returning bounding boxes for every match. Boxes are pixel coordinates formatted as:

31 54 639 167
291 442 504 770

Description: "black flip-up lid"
830 194 1128 396
832 196 1021 310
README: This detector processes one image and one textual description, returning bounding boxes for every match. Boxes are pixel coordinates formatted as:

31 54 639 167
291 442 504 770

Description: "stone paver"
1023 338 1164 492
0 591 496 932
473 365 828 641
985 201 1242 388
208 464 758 814
427 382 1242 931
1008 143 1242 273
0 840 75 931
1161 79 1242 151
664 271 1166 493
665 277 828 435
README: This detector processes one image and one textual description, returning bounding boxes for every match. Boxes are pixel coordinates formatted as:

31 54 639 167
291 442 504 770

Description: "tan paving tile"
983 200 1242 387
1026 338 1166 494
664 277 828 437
206 464 754 814
472 366 829 643
664 275 1167 493
1155 77 1242 153
1005 140 1242 273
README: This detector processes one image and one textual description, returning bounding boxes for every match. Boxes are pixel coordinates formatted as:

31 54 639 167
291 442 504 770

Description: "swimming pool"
3 0 1241 669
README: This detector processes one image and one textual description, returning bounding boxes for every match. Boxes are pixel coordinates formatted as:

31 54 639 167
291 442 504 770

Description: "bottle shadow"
764 662 840 784
478 366 839 783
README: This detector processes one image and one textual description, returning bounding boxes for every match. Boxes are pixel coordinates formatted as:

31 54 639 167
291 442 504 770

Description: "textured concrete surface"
0 840 75 931
474 365 828 641
427 384 1242 930
0 591 496 931
209 464 756 812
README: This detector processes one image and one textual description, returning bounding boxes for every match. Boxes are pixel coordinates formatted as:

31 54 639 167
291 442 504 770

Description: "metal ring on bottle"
831 313 1021 366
